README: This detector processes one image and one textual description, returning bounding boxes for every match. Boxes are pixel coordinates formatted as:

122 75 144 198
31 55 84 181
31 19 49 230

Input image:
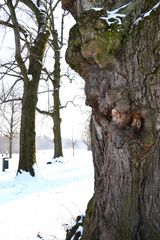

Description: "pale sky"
36 71 91 139
0 2 90 140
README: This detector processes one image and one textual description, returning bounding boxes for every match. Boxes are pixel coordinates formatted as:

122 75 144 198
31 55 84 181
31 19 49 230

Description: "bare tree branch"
6 0 28 81
60 10 69 46
36 106 53 117
0 97 22 104
19 0 41 26
60 96 81 109
0 79 22 103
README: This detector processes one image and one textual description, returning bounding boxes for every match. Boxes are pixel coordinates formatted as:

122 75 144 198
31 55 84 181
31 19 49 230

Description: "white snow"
102 2 131 25
91 7 103 11
28 74 33 81
89 2 131 26
0 149 94 240
38 0 46 13
134 2 160 26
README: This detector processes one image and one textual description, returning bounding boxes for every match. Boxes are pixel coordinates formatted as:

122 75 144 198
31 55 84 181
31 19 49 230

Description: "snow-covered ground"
0 149 94 240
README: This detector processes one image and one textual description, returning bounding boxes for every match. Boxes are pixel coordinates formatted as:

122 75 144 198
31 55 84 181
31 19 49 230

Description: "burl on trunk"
62 0 160 239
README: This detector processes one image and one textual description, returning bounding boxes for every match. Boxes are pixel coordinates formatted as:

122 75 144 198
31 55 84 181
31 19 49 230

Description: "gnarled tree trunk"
62 0 160 239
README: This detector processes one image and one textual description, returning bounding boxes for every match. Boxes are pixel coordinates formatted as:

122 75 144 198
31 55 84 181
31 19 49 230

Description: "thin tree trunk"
9 100 15 159
9 136 12 159
9 111 13 159
36 3 63 159
52 28 63 158
53 111 63 158
52 75 63 158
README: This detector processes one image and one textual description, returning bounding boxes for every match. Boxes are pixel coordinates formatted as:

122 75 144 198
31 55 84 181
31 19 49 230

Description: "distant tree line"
0 134 19 154
0 134 53 154
0 133 90 156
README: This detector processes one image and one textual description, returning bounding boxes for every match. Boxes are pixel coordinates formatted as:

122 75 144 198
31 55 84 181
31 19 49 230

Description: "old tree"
62 0 160 239
1 0 50 176
1 0 64 175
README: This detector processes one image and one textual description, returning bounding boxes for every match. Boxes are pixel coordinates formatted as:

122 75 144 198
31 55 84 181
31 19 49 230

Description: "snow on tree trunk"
62 0 160 239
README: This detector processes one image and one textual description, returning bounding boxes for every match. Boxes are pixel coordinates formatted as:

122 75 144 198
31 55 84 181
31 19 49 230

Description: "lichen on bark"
63 0 160 239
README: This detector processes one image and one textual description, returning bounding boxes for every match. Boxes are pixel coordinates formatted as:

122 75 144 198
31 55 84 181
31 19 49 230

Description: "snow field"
0 149 94 240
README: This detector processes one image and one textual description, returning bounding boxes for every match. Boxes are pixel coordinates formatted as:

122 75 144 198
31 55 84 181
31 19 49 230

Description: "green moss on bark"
81 28 122 68
67 9 123 70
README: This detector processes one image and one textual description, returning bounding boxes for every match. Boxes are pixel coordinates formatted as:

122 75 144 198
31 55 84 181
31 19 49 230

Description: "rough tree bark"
62 0 160 239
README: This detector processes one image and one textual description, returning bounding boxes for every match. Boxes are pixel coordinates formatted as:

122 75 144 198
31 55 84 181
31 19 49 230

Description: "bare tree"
37 1 65 158
0 0 78 173
0 89 21 158
0 0 50 176
36 1 78 159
